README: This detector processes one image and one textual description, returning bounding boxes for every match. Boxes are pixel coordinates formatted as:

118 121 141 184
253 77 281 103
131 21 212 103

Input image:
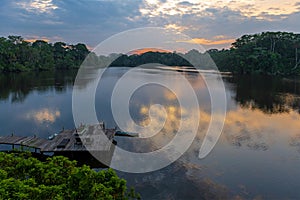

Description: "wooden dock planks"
0 124 116 154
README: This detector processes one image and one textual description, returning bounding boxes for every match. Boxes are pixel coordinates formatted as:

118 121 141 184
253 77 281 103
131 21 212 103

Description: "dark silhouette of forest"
209 32 300 75
1 32 299 75
0 36 89 72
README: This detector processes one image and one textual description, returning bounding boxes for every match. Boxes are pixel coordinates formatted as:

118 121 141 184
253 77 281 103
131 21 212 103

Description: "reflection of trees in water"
277 93 300 113
225 75 300 114
0 70 77 103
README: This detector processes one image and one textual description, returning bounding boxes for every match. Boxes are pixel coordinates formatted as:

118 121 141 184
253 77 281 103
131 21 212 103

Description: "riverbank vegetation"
210 32 300 75
0 152 140 200
0 36 89 72
0 32 299 75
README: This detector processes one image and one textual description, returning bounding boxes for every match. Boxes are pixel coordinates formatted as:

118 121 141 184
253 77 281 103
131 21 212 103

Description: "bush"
0 152 140 200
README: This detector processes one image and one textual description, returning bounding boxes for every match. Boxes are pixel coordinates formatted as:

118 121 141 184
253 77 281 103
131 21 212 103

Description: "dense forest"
0 152 140 199
210 32 300 75
109 52 191 67
0 32 300 75
0 36 89 72
110 32 300 75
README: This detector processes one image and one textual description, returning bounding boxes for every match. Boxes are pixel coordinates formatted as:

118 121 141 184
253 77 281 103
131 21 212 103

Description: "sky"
0 0 300 50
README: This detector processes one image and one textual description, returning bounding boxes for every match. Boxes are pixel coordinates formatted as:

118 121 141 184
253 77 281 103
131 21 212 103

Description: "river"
0 68 300 199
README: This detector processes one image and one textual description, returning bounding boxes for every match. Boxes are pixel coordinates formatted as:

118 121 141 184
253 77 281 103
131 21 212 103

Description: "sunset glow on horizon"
127 48 172 55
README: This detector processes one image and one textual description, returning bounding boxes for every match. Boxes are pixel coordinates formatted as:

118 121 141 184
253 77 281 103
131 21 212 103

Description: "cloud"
177 1 195 6
0 0 149 47
140 0 300 19
164 23 187 32
137 0 300 49
15 0 58 14
179 37 235 46
1 0 300 50
24 37 50 43
23 35 62 43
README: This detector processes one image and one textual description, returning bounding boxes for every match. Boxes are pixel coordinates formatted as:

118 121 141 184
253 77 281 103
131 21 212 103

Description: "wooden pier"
0 123 117 167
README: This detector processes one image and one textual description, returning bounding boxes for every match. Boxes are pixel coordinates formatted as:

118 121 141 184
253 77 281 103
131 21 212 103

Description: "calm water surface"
0 68 300 199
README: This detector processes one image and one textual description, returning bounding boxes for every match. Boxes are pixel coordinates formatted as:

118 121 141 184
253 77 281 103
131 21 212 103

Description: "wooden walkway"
0 123 116 154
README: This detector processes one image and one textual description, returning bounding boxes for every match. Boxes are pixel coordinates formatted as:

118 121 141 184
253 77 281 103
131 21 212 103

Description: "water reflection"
105 70 300 199
223 108 300 151
25 108 61 123
1 68 300 199
225 75 300 114
290 134 300 153
0 71 76 137
117 161 229 200
0 70 77 103
118 74 300 154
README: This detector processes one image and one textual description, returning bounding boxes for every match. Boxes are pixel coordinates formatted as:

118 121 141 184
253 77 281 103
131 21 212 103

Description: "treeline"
1 32 300 75
107 50 217 70
108 32 300 75
0 36 89 72
210 32 300 75
110 52 191 67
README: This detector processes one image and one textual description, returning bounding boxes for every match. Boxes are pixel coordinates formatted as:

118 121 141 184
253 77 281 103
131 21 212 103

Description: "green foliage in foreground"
0 152 140 200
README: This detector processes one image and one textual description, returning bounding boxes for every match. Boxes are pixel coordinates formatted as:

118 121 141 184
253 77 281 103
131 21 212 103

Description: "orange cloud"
179 38 235 45
25 37 50 43
128 48 171 55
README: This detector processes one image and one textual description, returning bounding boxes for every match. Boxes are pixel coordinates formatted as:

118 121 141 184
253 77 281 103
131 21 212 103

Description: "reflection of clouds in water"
112 70 205 159
125 73 208 141
139 104 185 131
202 107 300 151
224 107 300 150
123 103 225 199
125 103 195 148
25 108 60 123
164 90 177 101
121 101 300 198
125 101 300 153
112 70 300 197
